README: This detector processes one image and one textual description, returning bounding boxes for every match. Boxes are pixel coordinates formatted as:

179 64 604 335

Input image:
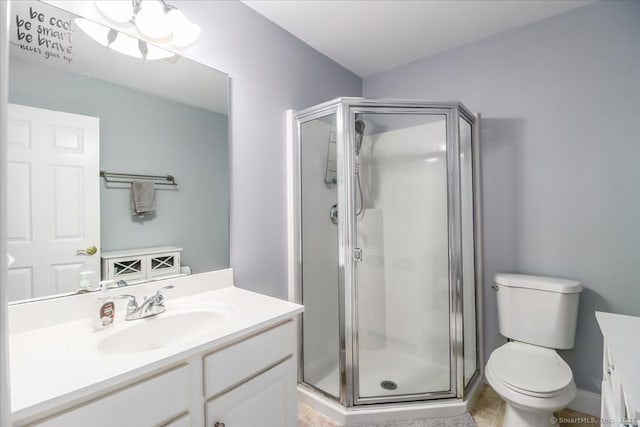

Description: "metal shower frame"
287 97 483 408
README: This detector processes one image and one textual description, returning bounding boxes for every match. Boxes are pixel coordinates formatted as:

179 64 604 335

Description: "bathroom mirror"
6 1 229 303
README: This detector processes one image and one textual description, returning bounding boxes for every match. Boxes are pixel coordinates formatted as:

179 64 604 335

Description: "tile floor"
297 385 600 427
297 401 337 427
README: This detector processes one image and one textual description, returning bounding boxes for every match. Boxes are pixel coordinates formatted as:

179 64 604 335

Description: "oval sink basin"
68 308 231 355
98 310 227 354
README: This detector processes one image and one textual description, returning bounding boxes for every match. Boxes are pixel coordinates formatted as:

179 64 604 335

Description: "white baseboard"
569 388 601 417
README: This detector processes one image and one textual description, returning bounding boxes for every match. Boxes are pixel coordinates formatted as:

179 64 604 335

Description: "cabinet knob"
214 422 225 427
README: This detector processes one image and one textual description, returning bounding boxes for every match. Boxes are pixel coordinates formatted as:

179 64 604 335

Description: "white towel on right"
130 181 156 216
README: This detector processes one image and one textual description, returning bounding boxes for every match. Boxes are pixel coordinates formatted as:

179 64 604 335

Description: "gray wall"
174 1 362 298
9 57 229 274
364 0 640 393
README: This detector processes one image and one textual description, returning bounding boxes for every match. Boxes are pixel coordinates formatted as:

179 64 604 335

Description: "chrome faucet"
115 285 174 321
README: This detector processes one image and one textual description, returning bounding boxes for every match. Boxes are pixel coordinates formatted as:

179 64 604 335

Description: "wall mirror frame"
5 0 230 304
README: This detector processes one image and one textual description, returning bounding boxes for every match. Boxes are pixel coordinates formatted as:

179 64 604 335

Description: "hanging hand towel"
130 181 156 217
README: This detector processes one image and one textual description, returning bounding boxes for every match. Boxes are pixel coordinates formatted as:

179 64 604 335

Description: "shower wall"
355 119 451 398
357 121 449 362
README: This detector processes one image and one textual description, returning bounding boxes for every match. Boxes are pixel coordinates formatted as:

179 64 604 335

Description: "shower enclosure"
288 98 481 416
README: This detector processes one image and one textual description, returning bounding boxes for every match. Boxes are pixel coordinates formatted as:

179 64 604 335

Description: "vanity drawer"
203 321 295 398
29 365 190 427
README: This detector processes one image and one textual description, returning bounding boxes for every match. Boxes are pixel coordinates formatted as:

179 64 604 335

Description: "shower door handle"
329 204 338 225
354 248 363 262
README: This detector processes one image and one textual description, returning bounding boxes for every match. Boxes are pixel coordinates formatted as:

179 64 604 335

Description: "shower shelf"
324 128 337 187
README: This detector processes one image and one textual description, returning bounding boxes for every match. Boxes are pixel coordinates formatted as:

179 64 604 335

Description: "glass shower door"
299 113 341 399
351 111 453 402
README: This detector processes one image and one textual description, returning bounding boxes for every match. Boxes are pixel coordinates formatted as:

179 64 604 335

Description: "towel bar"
100 170 178 186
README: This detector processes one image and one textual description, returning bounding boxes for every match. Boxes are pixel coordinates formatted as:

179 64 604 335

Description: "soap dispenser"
78 271 96 293
94 280 115 330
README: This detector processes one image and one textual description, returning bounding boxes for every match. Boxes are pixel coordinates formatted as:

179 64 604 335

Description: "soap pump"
78 271 96 293
94 280 116 330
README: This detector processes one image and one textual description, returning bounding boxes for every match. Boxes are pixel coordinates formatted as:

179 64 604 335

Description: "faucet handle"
154 285 174 295
153 285 174 304
114 294 138 311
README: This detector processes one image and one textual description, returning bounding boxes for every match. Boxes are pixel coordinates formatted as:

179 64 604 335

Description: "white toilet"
486 273 582 427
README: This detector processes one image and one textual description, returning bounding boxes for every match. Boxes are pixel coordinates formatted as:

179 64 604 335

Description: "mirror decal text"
13 5 75 64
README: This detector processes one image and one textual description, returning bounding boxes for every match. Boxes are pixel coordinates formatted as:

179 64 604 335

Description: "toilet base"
504 402 555 427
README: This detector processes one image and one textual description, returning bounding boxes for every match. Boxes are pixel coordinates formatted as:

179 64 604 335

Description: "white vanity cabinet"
101 246 183 284
26 365 191 427
596 312 640 426
18 321 298 427
204 321 297 427
206 359 296 427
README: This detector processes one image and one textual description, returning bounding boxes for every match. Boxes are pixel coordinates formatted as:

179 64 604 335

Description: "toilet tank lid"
495 273 582 294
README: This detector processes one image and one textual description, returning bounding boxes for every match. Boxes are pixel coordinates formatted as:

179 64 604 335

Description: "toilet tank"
495 273 582 349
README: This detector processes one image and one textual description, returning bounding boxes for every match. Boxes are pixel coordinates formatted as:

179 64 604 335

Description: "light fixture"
93 0 201 48
75 18 175 60
166 8 201 49
108 30 144 59
94 1 134 25
135 0 171 40
75 18 110 46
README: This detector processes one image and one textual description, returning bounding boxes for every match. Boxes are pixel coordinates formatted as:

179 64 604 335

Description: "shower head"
355 119 365 155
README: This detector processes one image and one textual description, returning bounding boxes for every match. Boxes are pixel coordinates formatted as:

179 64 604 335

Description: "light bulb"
75 18 111 46
173 22 200 48
167 8 200 48
95 1 134 25
135 0 171 41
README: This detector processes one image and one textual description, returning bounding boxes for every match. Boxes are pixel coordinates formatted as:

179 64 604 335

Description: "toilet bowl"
486 274 582 427
486 341 576 426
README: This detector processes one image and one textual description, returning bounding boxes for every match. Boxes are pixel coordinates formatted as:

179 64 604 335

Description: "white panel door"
7 104 100 301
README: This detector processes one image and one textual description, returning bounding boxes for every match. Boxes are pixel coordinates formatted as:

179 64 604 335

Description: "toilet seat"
486 342 573 398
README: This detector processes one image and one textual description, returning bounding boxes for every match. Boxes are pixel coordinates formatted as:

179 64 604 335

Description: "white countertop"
596 311 640 418
9 270 303 422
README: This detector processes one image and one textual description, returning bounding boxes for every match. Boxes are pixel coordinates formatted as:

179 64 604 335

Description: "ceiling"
242 0 592 78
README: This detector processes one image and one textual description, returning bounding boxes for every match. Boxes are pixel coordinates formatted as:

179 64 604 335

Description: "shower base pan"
298 377 482 426
313 347 450 398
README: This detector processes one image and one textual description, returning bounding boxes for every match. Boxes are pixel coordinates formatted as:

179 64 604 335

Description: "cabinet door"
147 251 181 280
107 255 146 283
206 358 296 427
